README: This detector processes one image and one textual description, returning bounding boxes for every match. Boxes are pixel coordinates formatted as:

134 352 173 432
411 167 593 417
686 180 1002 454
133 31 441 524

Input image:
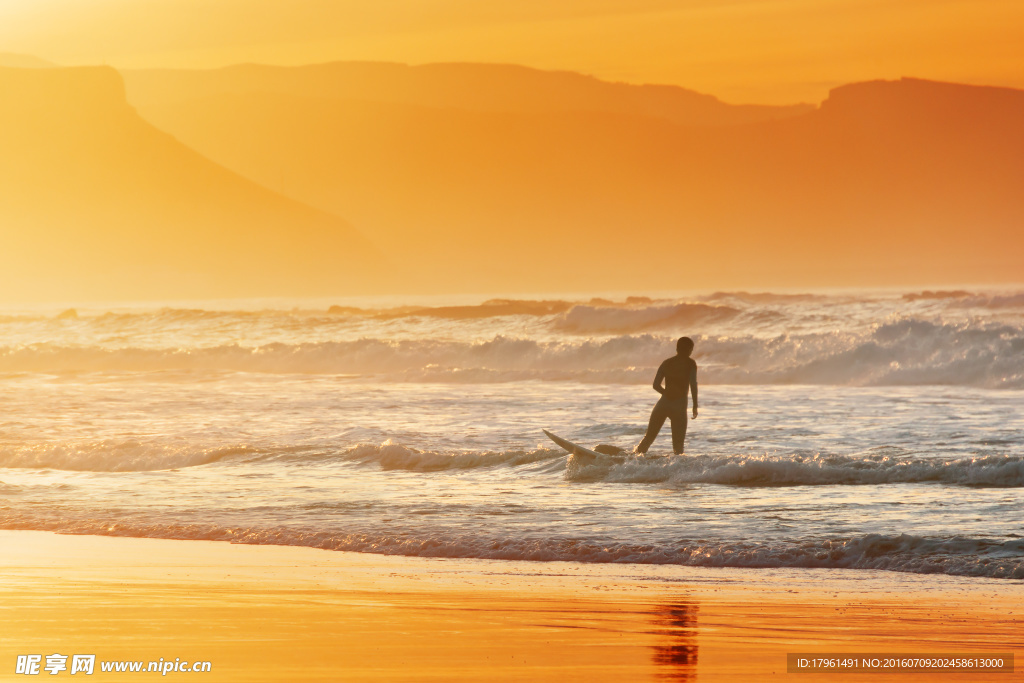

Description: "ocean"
1 289 1022 579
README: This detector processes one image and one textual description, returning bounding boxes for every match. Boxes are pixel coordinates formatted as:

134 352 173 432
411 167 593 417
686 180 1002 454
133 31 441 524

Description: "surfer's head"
676 337 694 357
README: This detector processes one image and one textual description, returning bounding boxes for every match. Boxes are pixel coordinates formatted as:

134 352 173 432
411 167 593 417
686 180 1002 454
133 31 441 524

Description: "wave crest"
0 440 254 472
341 442 564 472
1 515 1019 579
565 451 1024 487
553 303 739 333
1 318 1021 387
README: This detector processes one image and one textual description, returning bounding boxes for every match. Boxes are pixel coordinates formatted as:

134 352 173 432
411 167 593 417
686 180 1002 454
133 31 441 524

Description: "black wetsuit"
636 355 698 454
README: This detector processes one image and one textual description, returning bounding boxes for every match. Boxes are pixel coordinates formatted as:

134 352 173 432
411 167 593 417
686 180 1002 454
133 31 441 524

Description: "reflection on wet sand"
651 601 699 680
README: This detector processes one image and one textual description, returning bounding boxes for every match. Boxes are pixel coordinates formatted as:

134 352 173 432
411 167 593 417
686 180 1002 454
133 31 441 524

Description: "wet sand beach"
1 531 1019 681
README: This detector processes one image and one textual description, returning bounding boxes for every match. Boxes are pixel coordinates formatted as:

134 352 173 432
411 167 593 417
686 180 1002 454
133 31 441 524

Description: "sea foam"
1 317 1022 387
1 512 1019 580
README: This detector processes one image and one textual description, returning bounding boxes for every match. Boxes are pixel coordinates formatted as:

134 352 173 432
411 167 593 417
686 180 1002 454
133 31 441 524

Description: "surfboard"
543 429 628 463
543 429 670 462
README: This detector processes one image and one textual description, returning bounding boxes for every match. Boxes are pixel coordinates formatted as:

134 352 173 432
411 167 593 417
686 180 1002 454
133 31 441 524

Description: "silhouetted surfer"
635 337 698 455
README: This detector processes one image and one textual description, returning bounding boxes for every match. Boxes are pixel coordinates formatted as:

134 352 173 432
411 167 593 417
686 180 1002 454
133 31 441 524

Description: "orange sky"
1 0 1022 104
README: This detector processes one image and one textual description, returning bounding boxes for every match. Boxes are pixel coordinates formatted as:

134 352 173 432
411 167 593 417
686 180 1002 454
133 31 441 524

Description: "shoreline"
1 530 1020 681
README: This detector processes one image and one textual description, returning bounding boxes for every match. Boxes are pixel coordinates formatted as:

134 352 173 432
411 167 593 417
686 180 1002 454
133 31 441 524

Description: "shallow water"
1 289 1022 579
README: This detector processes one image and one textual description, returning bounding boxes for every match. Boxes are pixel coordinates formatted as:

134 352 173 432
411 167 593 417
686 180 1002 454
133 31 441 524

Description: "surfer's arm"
652 364 666 394
690 364 699 417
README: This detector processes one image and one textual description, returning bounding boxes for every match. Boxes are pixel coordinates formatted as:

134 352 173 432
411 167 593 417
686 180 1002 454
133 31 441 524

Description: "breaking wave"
9 438 1020 486
904 290 1024 308
0 335 661 379
552 303 739 333
704 291 827 304
0 513 1019 579
564 451 1024 487
0 440 258 472
329 298 574 319
349 444 1023 487
1 317 1021 387
340 442 564 472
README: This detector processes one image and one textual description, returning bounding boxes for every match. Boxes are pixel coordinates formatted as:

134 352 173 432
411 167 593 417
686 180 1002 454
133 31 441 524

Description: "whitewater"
1 289 1022 579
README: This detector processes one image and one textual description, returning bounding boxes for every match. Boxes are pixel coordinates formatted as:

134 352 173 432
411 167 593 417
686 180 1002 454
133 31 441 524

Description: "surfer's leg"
669 408 688 454
636 400 668 454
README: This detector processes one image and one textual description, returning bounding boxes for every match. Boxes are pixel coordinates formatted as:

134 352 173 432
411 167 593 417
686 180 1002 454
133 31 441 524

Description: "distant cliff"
124 67 1024 292
0 66 381 303
822 77 1024 123
124 61 814 127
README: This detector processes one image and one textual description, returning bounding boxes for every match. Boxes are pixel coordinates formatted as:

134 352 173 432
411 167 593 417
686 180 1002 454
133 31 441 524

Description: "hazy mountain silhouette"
124 61 813 127
125 67 1023 292
0 66 381 302
0 53 55 68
